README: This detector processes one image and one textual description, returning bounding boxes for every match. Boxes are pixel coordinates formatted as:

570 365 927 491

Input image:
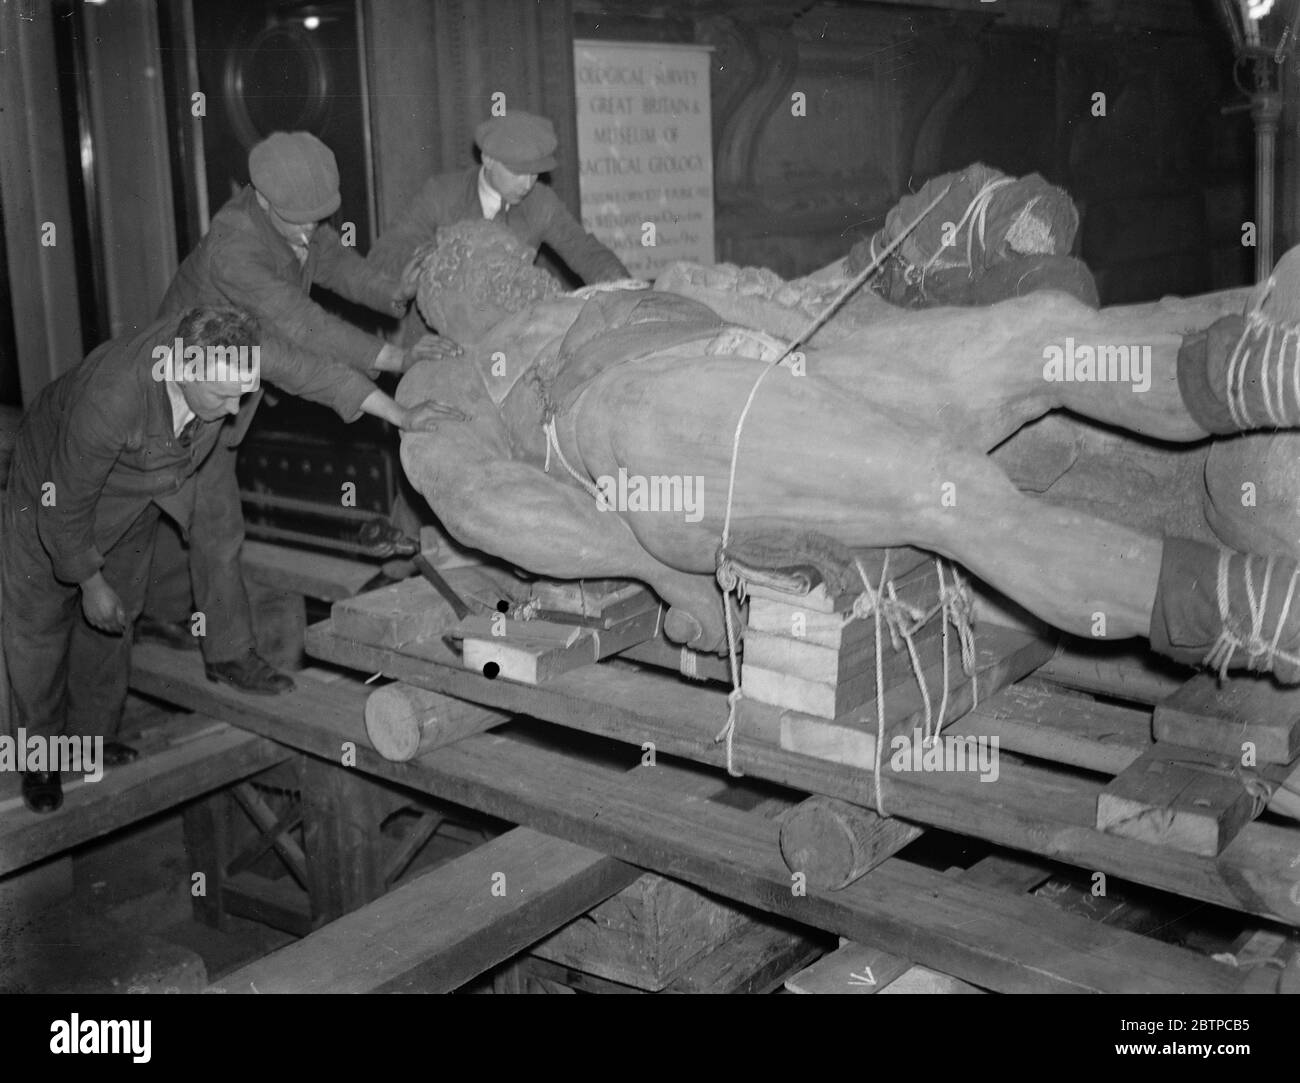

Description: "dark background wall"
575 0 1255 303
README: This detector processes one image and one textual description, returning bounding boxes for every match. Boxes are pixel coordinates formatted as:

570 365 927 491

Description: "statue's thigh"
579 355 963 541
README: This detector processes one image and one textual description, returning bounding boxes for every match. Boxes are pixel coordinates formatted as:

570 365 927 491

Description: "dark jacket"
7 313 374 586
369 166 628 286
160 186 400 445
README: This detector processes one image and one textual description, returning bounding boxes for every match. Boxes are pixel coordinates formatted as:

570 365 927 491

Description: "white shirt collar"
478 166 503 220
165 373 196 438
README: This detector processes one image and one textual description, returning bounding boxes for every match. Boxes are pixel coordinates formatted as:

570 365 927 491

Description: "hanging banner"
573 40 715 279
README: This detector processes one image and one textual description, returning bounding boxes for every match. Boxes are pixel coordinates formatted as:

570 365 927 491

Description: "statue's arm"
406 426 668 583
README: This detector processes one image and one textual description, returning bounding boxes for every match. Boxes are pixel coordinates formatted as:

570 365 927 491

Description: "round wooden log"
364 682 510 762
779 796 923 890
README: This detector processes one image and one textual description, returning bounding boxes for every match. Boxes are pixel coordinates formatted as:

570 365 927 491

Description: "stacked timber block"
742 556 944 721
454 582 663 685
736 550 1063 765
1097 673 1300 857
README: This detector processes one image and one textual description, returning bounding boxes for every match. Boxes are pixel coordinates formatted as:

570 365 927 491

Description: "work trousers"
1 492 160 741
144 444 255 665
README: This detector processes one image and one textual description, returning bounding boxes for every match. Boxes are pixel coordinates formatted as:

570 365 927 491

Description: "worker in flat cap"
3 305 461 812
138 131 443 695
370 110 630 355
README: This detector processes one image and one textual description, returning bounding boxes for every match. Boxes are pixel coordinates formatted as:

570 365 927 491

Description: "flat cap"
249 131 341 224
476 112 558 174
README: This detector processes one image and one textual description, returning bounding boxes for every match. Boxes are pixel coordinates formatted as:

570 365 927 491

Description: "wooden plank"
287 629 1300 926
0 718 288 876
457 604 662 684
952 680 1149 775
1034 643 1187 705
211 827 639 993
741 625 945 719
135 655 1239 992
1154 673 1300 765
242 540 378 602
785 941 913 994
331 578 458 649
785 850 1051 993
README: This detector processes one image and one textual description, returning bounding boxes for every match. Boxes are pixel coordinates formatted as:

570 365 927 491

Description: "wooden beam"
0 717 287 877
195 626 1300 925
213 827 637 993
127 652 1243 992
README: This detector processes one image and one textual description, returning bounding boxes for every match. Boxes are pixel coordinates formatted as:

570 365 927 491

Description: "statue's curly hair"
416 220 562 339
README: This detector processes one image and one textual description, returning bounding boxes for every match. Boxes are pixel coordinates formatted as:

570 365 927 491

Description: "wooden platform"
0 712 287 877
129 644 1262 992
292 613 1300 928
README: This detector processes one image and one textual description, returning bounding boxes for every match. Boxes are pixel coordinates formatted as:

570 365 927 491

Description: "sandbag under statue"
396 216 1300 690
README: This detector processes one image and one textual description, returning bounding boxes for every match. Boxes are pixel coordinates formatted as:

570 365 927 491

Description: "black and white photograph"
0 0 1297 1043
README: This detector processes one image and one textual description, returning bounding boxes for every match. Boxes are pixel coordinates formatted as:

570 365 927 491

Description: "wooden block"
459 605 661 684
529 581 656 626
743 620 946 684
784 941 913 994
532 872 751 991
779 796 923 889
330 578 458 649
364 682 511 762
776 624 1052 766
1153 673 1300 765
746 600 872 649
1097 746 1262 857
212 827 639 993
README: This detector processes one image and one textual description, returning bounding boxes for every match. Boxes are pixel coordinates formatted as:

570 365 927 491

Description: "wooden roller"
364 682 511 762
779 796 923 890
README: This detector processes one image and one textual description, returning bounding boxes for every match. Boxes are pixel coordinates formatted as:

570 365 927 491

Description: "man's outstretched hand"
80 573 126 635
411 333 463 363
400 400 469 432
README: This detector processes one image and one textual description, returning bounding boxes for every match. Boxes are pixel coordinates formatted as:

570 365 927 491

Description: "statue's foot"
1179 245 1300 434
1149 537 1300 684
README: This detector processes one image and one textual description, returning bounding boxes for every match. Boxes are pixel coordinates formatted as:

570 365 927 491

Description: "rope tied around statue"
847 162 1097 309
710 182 980 815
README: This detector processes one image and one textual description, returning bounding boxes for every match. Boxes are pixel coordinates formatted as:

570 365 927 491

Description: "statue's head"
416 220 563 343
